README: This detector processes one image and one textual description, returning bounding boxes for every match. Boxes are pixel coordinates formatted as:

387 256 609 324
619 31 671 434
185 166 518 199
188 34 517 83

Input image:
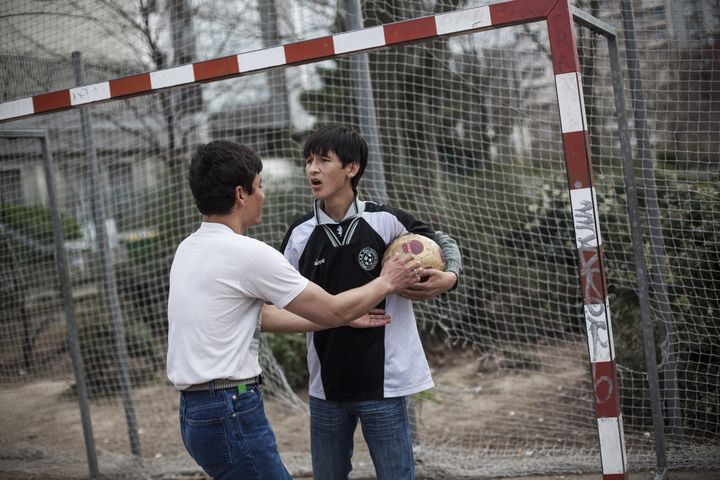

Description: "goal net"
1 0 718 478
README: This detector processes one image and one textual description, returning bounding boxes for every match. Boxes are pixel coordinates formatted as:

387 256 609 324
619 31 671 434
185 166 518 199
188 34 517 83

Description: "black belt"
185 375 262 392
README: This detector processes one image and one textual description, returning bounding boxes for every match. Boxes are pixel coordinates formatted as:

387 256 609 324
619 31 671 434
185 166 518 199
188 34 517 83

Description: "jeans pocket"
232 387 261 415
181 404 232 477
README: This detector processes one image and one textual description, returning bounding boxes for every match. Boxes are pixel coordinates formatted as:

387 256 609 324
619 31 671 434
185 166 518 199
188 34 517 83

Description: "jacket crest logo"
358 247 379 271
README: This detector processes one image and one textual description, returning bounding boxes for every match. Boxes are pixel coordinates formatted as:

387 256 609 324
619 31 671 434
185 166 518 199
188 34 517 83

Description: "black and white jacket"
281 198 460 401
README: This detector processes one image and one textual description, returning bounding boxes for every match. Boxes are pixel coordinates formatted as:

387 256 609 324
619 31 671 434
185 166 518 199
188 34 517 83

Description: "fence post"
40 132 102 479
616 0 684 443
343 0 388 203
606 33 669 480
71 51 142 458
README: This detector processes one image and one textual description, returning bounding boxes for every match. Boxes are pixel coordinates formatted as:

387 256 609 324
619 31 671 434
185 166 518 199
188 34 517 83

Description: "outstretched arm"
261 306 391 332
281 254 420 327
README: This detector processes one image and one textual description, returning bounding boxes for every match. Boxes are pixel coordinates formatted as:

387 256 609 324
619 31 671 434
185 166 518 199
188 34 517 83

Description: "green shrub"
264 333 308 389
0 204 83 362
654 177 720 435
0 202 82 245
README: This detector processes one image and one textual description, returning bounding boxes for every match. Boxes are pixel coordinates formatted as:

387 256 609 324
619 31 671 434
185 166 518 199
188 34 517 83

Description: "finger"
398 254 416 265
405 283 429 291
403 288 424 297
398 288 417 298
369 316 391 325
400 285 438 300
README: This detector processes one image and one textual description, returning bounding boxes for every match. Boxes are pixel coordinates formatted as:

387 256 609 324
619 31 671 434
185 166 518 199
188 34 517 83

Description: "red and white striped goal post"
0 0 628 477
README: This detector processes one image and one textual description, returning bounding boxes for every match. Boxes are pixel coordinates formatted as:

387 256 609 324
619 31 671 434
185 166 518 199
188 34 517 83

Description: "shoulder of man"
280 211 314 252
363 201 433 237
363 201 405 219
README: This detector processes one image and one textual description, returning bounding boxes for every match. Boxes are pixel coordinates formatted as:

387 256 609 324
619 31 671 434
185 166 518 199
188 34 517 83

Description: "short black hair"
303 125 368 190
188 140 263 215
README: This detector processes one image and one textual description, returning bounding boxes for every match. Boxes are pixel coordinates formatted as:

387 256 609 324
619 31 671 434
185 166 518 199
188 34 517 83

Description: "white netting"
1 0 718 478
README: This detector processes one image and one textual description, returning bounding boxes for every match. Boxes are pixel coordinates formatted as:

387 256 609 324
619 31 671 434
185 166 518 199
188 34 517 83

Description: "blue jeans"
310 395 415 480
179 385 291 480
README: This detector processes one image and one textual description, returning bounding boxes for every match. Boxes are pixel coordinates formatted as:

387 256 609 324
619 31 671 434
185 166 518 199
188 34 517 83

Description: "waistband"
184 375 262 392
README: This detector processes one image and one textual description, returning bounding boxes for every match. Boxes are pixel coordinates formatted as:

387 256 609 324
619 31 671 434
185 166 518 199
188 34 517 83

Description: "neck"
320 189 356 222
202 214 246 234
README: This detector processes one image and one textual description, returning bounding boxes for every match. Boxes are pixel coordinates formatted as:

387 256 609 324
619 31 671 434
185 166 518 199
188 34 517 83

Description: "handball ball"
382 234 446 275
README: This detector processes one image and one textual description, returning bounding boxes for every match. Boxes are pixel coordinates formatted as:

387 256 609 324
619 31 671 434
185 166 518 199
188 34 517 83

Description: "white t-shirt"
167 222 309 390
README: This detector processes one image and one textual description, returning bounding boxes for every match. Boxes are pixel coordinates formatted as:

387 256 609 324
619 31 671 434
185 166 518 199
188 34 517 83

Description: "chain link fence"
0 0 718 478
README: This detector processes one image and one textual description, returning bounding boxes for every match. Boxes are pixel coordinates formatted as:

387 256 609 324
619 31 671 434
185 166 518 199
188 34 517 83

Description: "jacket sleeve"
433 230 462 290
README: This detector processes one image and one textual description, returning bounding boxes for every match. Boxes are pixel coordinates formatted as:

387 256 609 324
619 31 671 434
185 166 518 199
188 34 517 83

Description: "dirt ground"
1 472 719 480
0 349 717 479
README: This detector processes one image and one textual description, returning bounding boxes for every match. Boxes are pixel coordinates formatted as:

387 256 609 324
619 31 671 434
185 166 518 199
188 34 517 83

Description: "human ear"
348 161 360 178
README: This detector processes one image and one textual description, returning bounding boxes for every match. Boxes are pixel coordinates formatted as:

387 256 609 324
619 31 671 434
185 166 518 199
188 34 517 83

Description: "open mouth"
310 178 322 186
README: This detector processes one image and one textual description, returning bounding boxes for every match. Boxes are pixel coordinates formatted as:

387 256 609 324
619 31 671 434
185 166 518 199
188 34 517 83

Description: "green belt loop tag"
237 384 247 394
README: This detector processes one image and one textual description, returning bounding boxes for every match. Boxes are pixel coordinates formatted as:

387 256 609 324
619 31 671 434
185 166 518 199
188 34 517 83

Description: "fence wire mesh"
0 0 718 478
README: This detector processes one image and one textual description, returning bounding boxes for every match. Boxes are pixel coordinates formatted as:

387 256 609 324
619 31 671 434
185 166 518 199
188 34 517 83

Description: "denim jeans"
179 385 291 480
310 395 415 480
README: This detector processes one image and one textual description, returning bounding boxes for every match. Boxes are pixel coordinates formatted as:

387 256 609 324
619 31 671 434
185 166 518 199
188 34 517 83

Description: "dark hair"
303 125 368 190
188 140 263 215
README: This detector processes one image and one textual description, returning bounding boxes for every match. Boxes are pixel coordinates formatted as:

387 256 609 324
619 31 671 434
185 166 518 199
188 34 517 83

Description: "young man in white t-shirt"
167 140 422 480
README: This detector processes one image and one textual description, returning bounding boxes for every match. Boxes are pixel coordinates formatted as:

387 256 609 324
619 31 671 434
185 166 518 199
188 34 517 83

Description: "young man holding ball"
281 125 462 479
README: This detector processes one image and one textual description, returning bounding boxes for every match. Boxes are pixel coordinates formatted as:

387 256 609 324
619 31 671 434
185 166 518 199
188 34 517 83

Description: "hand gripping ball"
382 234 446 275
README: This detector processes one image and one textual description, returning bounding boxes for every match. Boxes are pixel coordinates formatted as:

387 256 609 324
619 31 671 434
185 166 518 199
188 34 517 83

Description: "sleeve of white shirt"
242 242 309 308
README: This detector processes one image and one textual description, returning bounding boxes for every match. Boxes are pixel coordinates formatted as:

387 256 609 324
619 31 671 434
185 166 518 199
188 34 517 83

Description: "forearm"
261 304 327 332
433 230 462 277
285 277 392 327
327 277 392 322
